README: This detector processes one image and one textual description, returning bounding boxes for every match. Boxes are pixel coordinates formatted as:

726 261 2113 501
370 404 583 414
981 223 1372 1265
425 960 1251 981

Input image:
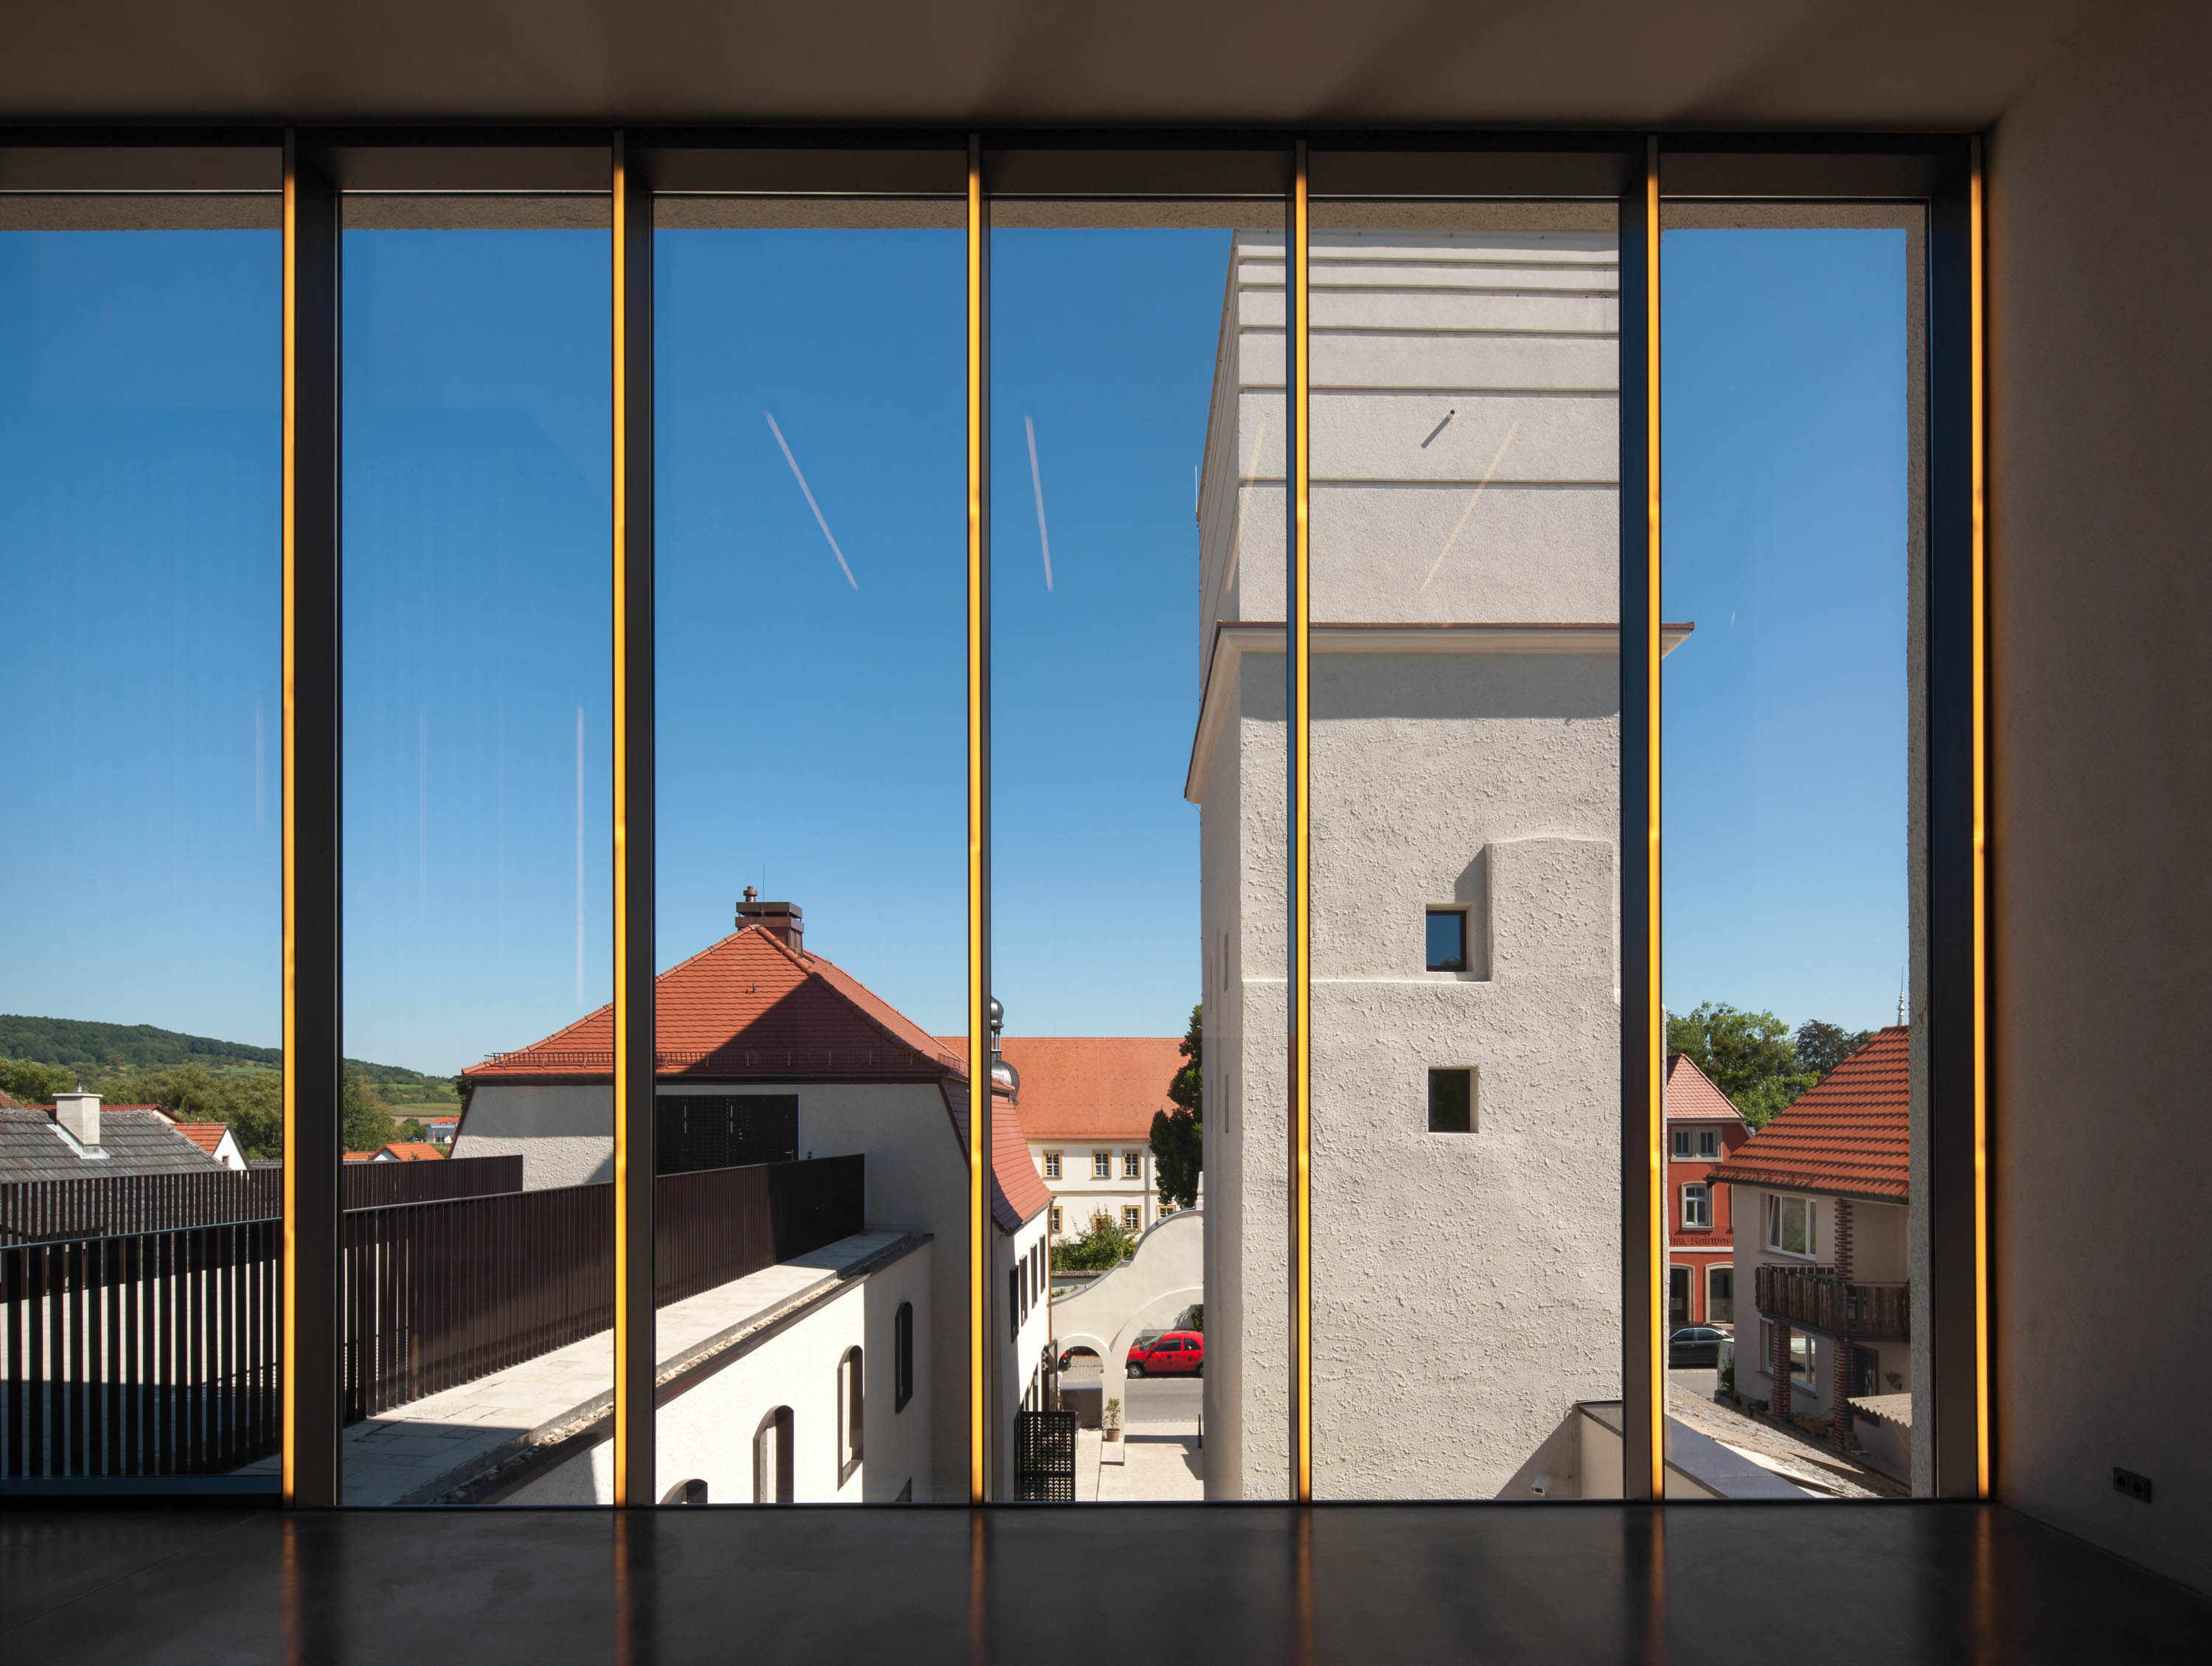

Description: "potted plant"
1103 1398 1122 1443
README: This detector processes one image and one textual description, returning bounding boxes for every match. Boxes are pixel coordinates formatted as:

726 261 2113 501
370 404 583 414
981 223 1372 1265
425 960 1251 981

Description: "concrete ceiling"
1 1 2126 130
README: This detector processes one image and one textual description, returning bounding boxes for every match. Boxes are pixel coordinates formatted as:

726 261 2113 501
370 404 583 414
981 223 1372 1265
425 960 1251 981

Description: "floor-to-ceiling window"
0 188 284 1487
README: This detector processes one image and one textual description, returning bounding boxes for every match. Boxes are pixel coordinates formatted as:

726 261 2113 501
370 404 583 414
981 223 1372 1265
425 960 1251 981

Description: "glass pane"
341 198 613 1504
653 190 966 1504
993 195 1286 1500
1662 212 1916 1499
1306 195 1623 1499
0 201 282 1490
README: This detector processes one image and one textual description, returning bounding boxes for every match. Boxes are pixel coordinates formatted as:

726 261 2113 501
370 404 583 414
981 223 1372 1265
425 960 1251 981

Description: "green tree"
0 1055 77 1105
1051 1217 1138 1272
1795 1020 1874 1081
1666 1002 1816 1129
1149 1003 1203 1207
342 1067 394 1156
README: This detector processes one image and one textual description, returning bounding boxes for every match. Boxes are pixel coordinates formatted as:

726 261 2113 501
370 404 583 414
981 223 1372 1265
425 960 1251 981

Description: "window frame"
5 124 1981 1513
1043 1149 1061 1180
838 1347 865 1487
1681 1182 1712 1231
1766 1194 1819 1260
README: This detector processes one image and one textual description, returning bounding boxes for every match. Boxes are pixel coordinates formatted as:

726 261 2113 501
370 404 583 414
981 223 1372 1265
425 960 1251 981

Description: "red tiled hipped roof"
463 926 964 1085
1664 1053 1744 1123
1705 1027 1910 1203
934 1036 1183 1142
938 1080 1052 1233
377 1142 446 1162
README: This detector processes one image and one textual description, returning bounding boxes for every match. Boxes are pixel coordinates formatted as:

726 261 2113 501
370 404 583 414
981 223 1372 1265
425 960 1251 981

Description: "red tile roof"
937 1080 1052 1233
172 1122 234 1157
0 1089 22 1110
1706 1027 1910 1203
377 1142 447 1162
463 926 965 1085
943 1037 1184 1142
1664 1053 1744 1123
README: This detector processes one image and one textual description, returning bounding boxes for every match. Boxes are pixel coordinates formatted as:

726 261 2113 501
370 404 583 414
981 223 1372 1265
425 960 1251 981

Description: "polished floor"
3 1502 2205 1664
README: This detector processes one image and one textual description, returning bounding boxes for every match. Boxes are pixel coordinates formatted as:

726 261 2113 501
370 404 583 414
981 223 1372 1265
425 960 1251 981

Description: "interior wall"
1990 0 2212 1594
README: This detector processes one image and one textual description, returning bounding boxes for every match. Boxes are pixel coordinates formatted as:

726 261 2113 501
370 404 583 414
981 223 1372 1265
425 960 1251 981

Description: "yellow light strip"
1290 142 1313 1506
967 139 988 1507
611 134 635 1509
1643 138 1666 1501
1970 136 1990 1500
279 131 299 1507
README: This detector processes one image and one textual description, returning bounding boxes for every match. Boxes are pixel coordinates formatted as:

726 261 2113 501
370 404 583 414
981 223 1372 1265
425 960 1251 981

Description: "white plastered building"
1192 225 1686 1499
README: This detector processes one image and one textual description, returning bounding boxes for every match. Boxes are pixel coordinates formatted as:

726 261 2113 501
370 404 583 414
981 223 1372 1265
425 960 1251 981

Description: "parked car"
1669 1325 1728 1368
1126 1330 1204 1378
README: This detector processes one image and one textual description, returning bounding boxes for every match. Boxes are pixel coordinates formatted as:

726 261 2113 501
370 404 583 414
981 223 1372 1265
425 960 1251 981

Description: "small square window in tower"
1428 1068 1475 1133
1426 909 1468 972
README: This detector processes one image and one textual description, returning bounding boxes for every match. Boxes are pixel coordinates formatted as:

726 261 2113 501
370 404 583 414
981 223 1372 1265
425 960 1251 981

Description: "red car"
1125 1330 1204 1378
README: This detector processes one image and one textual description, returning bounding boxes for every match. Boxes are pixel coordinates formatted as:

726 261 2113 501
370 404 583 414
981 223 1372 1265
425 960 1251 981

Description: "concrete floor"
4 1503 2205 1665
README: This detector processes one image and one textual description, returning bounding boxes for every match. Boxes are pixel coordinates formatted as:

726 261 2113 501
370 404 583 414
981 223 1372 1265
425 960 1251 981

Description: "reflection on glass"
340 209 613 1504
992 211 1269 1500
0 211 282 1486
1663 221 1916 1499
1307 198 1624 1499
653 201 965 1503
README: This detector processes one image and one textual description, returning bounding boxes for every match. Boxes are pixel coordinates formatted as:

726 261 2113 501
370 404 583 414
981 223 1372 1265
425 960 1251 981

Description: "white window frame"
1759 1319 1817 1381
1670 1128 1692 1160
1043 1150 1061 1180
1121 1204 1142 1232
1122 1150 1142 1179
1681 1182 1711 1230
1697 1128 1720 1160
1764 1193 1818 1259
1091 1150 1111 1179
1048 1204 1062 1235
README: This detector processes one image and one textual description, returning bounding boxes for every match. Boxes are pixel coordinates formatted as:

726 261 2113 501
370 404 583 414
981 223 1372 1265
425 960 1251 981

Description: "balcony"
1753 1262 1909 1343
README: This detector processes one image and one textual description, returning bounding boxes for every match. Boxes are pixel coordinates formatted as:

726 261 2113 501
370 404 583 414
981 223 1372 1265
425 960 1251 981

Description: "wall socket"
2112 1467 2154 1503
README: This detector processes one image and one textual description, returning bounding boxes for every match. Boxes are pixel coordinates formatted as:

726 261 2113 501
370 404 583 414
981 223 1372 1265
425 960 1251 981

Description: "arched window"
838 1347 865 1485
894 1301 914 1412
754 1406 793 1504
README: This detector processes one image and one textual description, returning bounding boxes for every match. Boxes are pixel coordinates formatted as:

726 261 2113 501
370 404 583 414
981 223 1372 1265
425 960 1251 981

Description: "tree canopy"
1051 1217 1138 1272
1150 1004 1203 1208
1795 1019 1874 1079
1667 1002 1816 1128
1667 1002 1881 1128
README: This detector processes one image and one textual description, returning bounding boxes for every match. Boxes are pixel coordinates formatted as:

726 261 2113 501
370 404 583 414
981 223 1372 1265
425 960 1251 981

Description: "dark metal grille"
1 1155 862 1474
0 1156 521 1246
654 1094 799 1175
1015 1409 1079 1502
1 1219 279 1478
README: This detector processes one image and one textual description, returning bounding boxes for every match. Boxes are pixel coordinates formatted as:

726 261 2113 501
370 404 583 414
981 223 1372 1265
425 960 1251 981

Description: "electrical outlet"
2112 1467 2154 1503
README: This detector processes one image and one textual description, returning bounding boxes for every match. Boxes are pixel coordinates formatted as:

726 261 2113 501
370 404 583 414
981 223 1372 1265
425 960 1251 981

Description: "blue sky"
0 221 1906 1072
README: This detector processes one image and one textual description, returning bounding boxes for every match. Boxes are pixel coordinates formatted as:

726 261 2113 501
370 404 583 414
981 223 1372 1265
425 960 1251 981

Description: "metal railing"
1753 1261 1910 1341
1 1219 279 1478
0 1156 521 1246
3 1155 863 1476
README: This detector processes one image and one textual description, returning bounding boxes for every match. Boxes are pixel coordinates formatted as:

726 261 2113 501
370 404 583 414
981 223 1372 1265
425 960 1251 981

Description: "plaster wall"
1989 0 2212 1593
453 1077 974 1502
991 1209 1052 1499
1197 228 1624 1498
507 1238 933 1506
452 1083 616 1190
1051 1209 1206 1419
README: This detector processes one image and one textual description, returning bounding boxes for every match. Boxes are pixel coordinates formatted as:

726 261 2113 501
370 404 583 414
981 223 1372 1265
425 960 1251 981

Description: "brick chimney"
736 889 804 951
55 1091 102 1148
